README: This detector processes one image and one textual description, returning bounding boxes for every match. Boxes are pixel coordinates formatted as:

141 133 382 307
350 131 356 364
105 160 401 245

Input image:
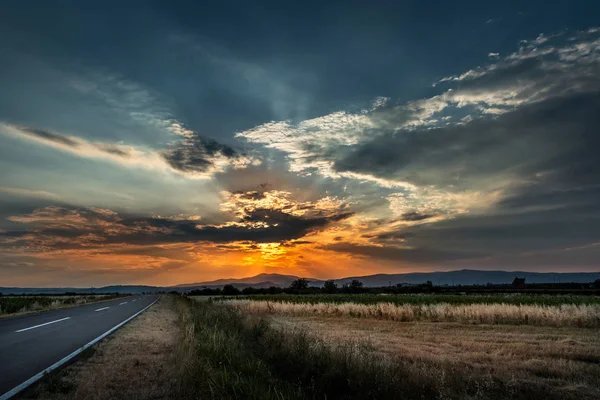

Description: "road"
0 295 159 399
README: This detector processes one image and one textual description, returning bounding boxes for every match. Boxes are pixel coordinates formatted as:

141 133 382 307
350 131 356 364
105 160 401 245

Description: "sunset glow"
1 3 599 287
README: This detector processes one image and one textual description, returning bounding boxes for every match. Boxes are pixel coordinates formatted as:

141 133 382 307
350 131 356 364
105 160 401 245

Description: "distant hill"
329 270 600 287
176 270 600 288
175 273 314 288
2 270 599 294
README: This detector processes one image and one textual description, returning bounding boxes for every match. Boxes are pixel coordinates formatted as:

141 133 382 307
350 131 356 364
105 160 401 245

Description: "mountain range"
176 270 600 289
3 270 598 294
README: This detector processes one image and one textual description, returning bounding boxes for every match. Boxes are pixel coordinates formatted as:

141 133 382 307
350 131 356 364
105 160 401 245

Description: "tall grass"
175 297 304 399
224 299 600 327
176 297 574 399
230 293 600 306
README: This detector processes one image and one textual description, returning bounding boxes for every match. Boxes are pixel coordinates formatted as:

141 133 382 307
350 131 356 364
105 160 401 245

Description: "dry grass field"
218 297 600 399
224 298 600 327
272 316 600 398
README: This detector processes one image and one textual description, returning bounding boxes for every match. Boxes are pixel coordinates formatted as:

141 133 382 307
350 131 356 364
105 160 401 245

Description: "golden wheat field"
223 299 600 327
217 297 600 399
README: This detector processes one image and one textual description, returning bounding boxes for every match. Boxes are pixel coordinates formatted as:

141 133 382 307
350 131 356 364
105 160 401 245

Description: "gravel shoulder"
17 295 181 400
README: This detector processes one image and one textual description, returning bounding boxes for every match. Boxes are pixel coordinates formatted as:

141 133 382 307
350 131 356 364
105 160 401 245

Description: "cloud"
162 134 259 176
235 112 374 174
0 123 255 179
3 27 600 276
433 30 600 112
1 191 352 253
68 70 188 141
238 29 600 186
321 243 485 264
336 91 600 189
0 186 59 200
17 126 81 148
400 212 436 222
236 28 600 225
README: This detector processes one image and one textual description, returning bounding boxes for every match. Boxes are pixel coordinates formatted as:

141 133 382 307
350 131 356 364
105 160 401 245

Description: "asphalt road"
0 295 158 399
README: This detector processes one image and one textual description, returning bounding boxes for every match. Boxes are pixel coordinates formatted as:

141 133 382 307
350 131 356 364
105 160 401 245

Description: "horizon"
3 268 600 289
1 1 600 287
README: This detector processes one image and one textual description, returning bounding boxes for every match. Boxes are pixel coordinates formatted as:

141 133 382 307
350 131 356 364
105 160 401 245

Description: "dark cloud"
364 231 411 241
94 144 131 158
1 205 352 251
366 194 600 267
162 134 242 174
14 126 134 159
19 127 80 148
321 243 485 263
334 92 600 190
121 208 352 245
401 212 436 221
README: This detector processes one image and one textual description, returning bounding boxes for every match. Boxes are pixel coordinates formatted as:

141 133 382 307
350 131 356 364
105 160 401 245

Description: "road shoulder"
17 295 181 400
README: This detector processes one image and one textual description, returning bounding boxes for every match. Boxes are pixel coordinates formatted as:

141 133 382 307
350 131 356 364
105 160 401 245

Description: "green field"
227 293 600 306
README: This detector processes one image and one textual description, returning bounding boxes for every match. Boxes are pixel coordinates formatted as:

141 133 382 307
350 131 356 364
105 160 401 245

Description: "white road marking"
0 297 159 400
119 302 128 305
15 317 71 333
94 307 110 312
132 299 137 302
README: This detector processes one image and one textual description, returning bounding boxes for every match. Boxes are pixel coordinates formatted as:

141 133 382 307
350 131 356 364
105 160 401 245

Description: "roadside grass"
176 297 556 400
175 296 304 400
223 299 600 327
0 295 123 316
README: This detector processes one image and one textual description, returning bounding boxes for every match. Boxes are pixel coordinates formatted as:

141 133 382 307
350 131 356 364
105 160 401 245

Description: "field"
0 294 122 315
230 293 600 306
224 298 600 327
15 293 600 399
177 293 600 399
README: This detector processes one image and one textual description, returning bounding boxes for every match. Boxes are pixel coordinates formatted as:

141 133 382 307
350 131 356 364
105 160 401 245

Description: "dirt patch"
18 295 181 400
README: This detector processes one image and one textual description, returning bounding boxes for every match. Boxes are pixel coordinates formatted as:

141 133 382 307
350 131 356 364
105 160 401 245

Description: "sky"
1 1 600 287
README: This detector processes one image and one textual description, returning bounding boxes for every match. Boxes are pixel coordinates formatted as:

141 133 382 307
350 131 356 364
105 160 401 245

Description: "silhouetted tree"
348 279 364 293
323 280 338 294
350 280 363 289
241 287 256 295
267 286 281 294
222 284 240 296
290 278 309 290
